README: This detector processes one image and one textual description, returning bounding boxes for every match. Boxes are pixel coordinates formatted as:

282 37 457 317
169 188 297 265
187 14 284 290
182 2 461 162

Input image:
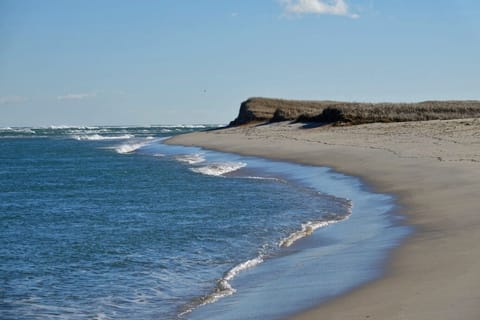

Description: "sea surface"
0 125 409 319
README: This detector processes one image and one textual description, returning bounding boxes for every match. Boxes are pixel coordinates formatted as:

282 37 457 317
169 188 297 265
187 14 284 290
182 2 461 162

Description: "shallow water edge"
163 141 411 320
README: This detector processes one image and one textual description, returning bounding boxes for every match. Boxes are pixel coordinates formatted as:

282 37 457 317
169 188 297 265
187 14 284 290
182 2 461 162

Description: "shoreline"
167 119 480 319
173 147 408 319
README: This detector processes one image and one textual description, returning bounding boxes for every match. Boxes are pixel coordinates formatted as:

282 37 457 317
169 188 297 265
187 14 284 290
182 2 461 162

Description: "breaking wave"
114 141 152 154
190 162 247 176
47 125 98 130
180 211 351 316
279 212 352 248
179 256 264 317
174 153 206 165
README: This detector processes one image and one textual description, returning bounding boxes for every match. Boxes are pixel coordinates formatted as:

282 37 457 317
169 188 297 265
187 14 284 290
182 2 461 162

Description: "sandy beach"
167 119 480 319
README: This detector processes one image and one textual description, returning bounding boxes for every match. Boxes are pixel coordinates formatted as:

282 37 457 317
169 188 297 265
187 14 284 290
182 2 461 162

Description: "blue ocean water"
0 126 409 319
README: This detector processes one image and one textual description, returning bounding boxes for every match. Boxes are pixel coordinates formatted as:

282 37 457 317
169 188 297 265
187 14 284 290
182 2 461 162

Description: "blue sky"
1 0 479 126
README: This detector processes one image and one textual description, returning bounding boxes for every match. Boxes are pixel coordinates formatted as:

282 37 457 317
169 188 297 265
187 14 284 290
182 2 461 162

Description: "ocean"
0 125 409 319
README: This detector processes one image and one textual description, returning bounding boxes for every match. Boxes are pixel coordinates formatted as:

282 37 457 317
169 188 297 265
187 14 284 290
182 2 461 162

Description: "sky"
1 0 479 126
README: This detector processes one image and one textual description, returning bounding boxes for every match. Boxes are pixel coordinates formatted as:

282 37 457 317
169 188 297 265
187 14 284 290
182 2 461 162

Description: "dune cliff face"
228 98 332 126
228 99 277 126
229 97 480 126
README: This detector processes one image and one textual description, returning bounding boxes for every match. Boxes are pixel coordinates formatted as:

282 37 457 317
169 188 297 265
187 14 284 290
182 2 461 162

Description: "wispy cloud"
0 95 28 105
57 92 96 101
281 0 359 18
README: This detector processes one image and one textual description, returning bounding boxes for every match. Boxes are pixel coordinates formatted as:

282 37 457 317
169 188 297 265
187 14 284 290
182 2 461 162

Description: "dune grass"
302 101 480 125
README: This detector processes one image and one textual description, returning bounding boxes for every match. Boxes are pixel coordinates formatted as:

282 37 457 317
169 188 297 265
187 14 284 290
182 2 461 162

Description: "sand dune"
230 97 480 126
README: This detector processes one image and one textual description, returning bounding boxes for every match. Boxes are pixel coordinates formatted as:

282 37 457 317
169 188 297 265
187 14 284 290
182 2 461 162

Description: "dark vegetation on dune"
229 97 480 126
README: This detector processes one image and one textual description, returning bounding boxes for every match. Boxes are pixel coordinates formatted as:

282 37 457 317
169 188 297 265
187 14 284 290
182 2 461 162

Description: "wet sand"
167 119 480 320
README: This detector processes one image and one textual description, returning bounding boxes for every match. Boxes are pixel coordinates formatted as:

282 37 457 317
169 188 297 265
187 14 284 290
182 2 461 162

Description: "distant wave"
0 125 222 138
190 162 247 176
0 127 35 134
174 153 206 165
72 134 134 141
47 125 99 130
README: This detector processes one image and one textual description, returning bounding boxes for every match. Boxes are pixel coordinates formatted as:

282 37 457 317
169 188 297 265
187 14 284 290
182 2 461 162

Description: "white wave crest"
279 215 350 248
190 162 246 177
47 125 97 129
179 256 264 317
0 127 34 134
214 256 264 299
73 134 134 141
114 141 150 154
175 153 206 165
224 256 264 282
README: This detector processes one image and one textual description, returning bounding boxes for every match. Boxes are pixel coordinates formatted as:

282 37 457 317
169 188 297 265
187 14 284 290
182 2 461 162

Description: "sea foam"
279 212 351 248
180 256 264 317
0 127 35 134
190 162 247 177
114 141 151 154
174 153 206 165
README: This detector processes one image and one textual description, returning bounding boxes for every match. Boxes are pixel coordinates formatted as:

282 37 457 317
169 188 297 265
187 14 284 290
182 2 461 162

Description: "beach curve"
166 119 480 320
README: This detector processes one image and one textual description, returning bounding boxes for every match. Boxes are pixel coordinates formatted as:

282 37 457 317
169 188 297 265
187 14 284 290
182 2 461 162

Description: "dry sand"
167 119 480 319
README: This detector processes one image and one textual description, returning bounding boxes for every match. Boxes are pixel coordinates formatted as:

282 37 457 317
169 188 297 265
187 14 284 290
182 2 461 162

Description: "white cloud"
281 0 359 18
57 92 96 101
0 95 28 105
